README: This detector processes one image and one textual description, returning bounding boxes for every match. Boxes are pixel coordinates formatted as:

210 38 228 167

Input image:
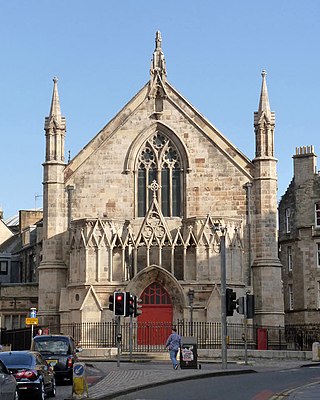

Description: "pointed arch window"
137 132 182 217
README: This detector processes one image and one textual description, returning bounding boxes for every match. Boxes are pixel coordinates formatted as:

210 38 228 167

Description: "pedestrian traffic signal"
126 293 135 317
226 288 237 316
134 296 142 317
114 292 126 316
109 291 142 317
246 294 255 319
236 296 245 314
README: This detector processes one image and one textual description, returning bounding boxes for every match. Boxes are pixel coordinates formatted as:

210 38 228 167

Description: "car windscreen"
0 353 34 368
33 339 69 355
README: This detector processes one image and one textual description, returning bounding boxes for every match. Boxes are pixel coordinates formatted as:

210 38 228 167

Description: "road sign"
26 317 38 325
30 308 37 318
72 362 88 397
74 363 85 377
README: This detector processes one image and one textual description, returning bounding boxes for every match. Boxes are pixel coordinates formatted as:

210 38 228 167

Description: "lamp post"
188 288 194 335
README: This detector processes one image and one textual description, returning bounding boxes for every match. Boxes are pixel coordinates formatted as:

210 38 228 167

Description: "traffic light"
134 296 142 317
236 296 245 314
126 293 135 317
226 288 236 316
246 294 255 319
108 294 114 313
114 292 126 316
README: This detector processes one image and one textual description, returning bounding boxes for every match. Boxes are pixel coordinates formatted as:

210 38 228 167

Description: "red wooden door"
257 328 268 350
137 282 173 345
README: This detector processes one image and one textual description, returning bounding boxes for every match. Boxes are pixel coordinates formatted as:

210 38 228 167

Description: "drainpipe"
66 185 74 230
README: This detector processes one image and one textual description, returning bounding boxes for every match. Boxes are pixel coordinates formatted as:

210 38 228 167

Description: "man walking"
166 327 181 369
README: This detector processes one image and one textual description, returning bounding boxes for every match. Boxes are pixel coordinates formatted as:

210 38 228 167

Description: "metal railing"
285 324 320 350
1 322 318 352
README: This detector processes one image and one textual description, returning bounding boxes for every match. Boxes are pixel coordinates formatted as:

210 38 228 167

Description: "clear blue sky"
1 1 319 219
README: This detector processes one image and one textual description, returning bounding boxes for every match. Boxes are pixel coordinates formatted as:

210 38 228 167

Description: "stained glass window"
137 132 181 217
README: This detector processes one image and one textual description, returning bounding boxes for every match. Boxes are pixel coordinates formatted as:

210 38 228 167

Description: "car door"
0 360 17 400
36 353 51 392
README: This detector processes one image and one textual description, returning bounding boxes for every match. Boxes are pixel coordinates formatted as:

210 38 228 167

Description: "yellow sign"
26 317 38 325
72 362 88 398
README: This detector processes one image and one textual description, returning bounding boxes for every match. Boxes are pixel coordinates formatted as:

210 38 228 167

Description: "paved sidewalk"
275 380 320 400
88 362 253 399
64 359 320 400
288 382 320 399
89 361 254 400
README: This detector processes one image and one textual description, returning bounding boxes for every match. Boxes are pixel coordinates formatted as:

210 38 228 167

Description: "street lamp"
188 288 194 335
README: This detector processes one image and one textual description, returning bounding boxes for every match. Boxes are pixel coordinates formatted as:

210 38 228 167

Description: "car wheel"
37 381 45 400
47 377 56 397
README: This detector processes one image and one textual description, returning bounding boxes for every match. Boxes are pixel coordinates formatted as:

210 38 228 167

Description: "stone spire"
251 69 284 327
44 77 66 163
49 77 62 122
150 31 167 84
39 76 68 327
254 70 275 158
257 70 271 121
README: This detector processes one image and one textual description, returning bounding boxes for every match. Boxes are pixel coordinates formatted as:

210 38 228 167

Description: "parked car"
0 351 55 400
0 359 19 400
31 335 80 383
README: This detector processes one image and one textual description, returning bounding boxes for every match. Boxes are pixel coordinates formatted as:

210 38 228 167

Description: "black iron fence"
0 327 31 350
1 322 319 353
285 324 320 350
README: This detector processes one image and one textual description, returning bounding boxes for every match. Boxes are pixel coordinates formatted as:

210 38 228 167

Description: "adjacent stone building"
0 210 42 329
38 32 284 330
279 146 320 325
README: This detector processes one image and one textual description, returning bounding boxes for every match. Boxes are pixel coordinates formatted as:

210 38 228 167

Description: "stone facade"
38 32 284 329
279 146 320 324
0 210 42 329
0 218 13 245
0 283 38 329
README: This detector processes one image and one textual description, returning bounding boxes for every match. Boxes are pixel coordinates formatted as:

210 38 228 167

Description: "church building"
38 32 284 330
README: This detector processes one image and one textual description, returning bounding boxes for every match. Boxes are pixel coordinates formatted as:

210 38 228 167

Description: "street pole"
30 307 37 347
116 316 121 368
244 313 248 365
190 303 193 336
129 314 133 361
188 289 194 336
244 291 250 365
31 324 34 344
220 232 227 369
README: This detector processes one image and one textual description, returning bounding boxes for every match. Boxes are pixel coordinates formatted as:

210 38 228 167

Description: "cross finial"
150 31 166 83
155 31 162 50
148 180 160 198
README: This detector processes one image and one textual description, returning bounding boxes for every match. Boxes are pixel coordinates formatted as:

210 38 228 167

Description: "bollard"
312 342 320 362
72 362 88 399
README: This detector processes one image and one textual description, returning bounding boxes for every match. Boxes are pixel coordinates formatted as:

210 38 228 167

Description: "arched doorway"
138 282 173 345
